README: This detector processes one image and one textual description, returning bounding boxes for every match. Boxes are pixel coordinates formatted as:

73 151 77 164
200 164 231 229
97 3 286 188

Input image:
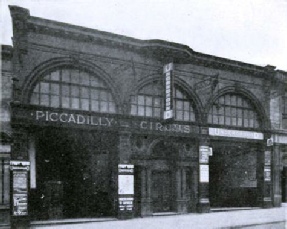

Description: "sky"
1 0 287 71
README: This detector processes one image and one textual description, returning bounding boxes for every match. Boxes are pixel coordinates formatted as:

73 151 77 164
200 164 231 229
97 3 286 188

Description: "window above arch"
130 81 196 121
208 93 260 128
30 69 116 113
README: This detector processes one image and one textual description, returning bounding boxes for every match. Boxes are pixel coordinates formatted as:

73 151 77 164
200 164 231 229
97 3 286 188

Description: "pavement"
28 205 287 229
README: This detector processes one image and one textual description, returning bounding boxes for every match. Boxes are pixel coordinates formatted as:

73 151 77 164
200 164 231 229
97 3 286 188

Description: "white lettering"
36 111 45 120
140 121 148 129
49 113 58 122
59 113 68 122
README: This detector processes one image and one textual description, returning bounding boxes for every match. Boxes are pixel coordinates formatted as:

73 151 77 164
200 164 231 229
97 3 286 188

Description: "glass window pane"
109 102 116 113
40 94 49 106
81 87 89 98
154 97 161 107
219 96 225 105
213 115 219 124
62 97 70 108
30 93 39 105
51 71 60 81
40 82 49 93
62 70 70 82
175 89 183 99
184 111 190 121
190 112 195 122
238 118 242 126
219 115 224 125
184 101 190 110
71 86 79 97
91 78 99 87
62 85 70 96
231 95 236 105
51 95 59 107
244 110 249 118
231 107 236 116
71 98 80 109
91 89 99 99
244 119 249 127
237 97 242 106
138 95 145 105
225 107 231 115
100 91 108 101
91 101 99 111
225 94 230 105
79 72 90 85
176 100 183 110
249 119 254 127
81 99 89 111
146 96 152 106
130 96 136 104
100 101 108 112
176 111 183 120
146 107 152 117
131 105 137 115
225 117 231 125
138 106 145 116
50 84 59 95
232 117 237 126
237 108 243 117
154 108 161 117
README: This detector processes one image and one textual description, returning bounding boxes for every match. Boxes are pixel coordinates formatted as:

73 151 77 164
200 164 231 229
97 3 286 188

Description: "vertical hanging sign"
163 63 174 120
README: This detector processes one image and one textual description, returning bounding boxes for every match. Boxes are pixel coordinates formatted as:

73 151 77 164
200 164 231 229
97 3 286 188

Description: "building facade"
1 5 287 227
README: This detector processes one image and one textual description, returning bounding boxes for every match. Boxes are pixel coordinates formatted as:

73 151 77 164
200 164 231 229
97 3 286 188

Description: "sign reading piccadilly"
32 110 198 135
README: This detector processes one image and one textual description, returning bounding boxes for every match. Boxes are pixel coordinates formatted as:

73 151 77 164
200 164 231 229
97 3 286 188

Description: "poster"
13 171 28 216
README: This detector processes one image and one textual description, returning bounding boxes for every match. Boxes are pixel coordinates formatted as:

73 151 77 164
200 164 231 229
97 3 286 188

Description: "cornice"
10 5 287 78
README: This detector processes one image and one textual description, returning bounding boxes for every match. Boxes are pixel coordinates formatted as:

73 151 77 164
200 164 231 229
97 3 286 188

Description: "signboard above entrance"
163 63 174 120
209 127 264 140
11 105 199 136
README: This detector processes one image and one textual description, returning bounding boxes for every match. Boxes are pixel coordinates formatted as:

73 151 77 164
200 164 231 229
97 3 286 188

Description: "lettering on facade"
209 127 264 140
32 110 197 135
163 63 174 120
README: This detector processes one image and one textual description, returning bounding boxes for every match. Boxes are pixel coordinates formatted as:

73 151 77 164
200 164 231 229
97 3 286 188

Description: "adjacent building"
1 5 287 227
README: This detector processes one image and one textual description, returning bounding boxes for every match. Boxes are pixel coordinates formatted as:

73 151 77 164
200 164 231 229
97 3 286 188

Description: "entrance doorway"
209 144 258 207
30 127 118 220
152 171 172 212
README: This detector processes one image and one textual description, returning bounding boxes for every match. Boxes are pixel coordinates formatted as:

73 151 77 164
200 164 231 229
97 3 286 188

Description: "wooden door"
152 171 172 212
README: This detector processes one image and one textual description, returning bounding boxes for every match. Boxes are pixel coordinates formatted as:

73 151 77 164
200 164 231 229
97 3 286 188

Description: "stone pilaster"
175 166 188 213
140 166 152 216
197 127 210 213
272 144 282 206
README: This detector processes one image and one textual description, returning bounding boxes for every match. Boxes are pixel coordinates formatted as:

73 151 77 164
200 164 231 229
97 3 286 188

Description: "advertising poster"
13 171 28 216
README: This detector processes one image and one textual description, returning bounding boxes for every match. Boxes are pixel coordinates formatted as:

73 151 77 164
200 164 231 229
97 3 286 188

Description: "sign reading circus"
32 110 198 135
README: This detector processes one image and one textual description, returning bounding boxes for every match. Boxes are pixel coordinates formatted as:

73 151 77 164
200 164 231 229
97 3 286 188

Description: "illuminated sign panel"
163 63 174 120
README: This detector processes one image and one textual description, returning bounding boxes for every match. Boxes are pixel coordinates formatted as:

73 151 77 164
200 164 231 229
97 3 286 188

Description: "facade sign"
163 63 174 120
200 165 209 183
264 151 271 165
209 128 264 140
23 109 199 135
13 172 28 216
199 146 210 163
264 167 271 181
118 197 134 211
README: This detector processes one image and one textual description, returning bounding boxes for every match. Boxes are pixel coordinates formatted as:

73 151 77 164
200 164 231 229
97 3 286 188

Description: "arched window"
208 93 260 128
130 81 196 121
30 68 116 113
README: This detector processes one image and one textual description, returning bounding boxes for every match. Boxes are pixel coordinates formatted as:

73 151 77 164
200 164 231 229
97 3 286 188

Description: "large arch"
204 85 271 130
130 74 204 123
21 57 123 112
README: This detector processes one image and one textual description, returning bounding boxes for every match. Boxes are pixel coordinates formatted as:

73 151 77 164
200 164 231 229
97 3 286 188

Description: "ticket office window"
208 93 260 129
130 81 196 121
30 69 116 113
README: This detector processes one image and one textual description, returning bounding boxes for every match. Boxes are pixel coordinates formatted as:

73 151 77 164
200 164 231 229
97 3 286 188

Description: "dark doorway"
30 127 118 220
209 145 258 207
152 171 172 212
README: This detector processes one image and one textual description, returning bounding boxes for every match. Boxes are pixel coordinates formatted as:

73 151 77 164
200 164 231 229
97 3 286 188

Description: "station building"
1 5 287 227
